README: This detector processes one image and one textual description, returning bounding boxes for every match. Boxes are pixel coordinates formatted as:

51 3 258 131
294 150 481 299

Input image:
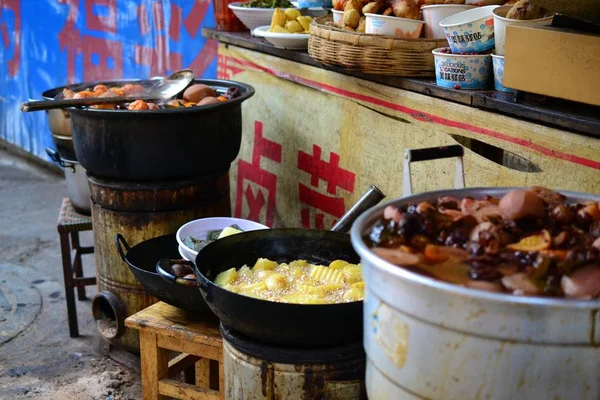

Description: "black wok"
193 229 362 348
45 78 254 181
115 233 211 315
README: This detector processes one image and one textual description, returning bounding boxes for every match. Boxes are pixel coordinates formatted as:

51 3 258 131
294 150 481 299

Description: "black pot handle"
156 259 199 287
115 234 131 263
46 147 75 172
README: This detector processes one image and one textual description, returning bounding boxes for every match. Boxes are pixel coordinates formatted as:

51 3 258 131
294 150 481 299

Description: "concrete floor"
0 149 141 399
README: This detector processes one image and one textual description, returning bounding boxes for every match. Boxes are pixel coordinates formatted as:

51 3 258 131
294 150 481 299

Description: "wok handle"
115 234 131 263
402 145 465 197
46 147 75 172
156 259 199 288
331 185 386 233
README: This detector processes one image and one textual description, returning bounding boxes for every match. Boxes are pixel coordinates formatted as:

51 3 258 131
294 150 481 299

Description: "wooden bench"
125 302 223 400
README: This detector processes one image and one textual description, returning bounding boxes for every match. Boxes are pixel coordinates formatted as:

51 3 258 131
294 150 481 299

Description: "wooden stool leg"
195 358 210 388
59 232 78 338
219 349 225 400
70 232 86 300
140 332 168 400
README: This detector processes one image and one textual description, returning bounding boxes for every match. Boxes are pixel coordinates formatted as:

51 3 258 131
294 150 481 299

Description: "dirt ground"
0 148 142 399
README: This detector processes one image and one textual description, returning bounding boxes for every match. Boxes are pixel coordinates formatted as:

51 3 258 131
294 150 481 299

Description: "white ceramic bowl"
432 47 492 90
365 13 424 38
228 2 296 31
176 217 269 261
492 5 554 56
491 53 515 93
253 25 310 49
439 5 499 53
332 9 343 24
421 5 475 39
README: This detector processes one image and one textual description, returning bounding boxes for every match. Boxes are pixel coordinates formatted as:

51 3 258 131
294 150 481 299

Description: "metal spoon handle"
20 96 159 112
331 185 386 233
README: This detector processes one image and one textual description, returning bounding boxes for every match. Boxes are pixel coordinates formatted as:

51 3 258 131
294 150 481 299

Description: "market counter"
203 28 600 229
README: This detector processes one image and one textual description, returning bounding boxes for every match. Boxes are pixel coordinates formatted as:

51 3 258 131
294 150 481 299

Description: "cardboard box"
503 25 600 106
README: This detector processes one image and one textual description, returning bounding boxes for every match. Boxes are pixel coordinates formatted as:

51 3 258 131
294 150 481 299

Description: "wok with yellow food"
193 228 363 348
215 258 364 303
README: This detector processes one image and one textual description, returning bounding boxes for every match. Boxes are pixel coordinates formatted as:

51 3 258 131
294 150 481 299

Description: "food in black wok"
214 258 364 304
59 83 241 110
365 186 600 299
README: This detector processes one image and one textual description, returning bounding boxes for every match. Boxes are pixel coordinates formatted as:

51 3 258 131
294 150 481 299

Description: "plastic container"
215 0 247 31
421 4 475 38
432 47 492 89
491 53 515 93
439 5 499 53
365 13 424 38
493 5 554 56
332 9 343 24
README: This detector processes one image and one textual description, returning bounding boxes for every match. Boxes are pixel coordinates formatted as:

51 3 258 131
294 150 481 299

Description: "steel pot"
350 146 600 400
46 148 91 215
63 78 254 181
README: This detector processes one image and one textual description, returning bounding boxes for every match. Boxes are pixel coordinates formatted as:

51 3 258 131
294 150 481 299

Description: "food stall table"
57 197 95 338
202 28 600 229
125 302 223 400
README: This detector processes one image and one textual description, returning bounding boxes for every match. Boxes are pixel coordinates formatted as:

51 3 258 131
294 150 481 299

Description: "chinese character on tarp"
57 0 123 83
298 145 356 229
217 54 245 80
0 0 21 77
235 121 282 227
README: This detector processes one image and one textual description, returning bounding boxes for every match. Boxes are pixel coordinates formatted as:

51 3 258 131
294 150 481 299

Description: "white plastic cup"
332 9 343 24
422 5 475 39
493 5 554 56
365 13 424 38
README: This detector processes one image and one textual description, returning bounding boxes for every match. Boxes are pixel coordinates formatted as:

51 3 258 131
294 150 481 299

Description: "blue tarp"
0 0 218 161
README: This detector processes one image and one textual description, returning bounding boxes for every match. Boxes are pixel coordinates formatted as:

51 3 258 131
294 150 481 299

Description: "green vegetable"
241 0 293 8
184 224 245 252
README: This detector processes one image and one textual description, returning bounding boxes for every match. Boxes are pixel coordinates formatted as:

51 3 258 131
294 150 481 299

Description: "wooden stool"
125 302 224 400
57 198 96 338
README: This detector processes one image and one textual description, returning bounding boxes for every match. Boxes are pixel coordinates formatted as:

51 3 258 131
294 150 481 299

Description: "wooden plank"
125 302 222 346
195 358 210 388
158 378 219 400
140 332 168 400
203 28 600 137
158 335 220 361
168 354 201 377
219 347 225 400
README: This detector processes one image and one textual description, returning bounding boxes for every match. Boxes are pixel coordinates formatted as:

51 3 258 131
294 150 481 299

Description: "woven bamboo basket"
308 16 448 76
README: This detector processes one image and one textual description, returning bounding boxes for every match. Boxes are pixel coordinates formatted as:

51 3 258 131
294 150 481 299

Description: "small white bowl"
176 217 269 260
492 5 554 56
365 13 424 38
439 5 499 53
332 9 343 24
491 53 515 93
253 25 310 49
421 5 475 39
228 2 296 31
433 47 492 90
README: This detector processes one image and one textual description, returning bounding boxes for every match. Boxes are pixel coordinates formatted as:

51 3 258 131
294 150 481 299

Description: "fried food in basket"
390 0 420 19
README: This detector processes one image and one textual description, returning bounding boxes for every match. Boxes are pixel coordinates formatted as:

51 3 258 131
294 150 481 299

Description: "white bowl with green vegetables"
177 217 269 261
229 0 296 31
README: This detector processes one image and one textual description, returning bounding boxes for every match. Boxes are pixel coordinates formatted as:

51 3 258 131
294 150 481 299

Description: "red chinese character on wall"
0 0 21 77
235 121 282 227
57 0 123 83
298 145 356 229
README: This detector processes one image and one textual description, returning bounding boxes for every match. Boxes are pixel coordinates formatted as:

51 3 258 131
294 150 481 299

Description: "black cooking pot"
193 229 363 348
115 233 211 315
47 78 254 181
42 79 144 161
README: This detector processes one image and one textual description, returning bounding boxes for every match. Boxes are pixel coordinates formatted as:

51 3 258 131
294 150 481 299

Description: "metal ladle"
20 69 195 112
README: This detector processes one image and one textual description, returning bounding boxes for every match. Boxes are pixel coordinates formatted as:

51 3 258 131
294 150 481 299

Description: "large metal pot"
42 79 144 161
46 148 91 215
64 78 254 181
350 147 600 400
